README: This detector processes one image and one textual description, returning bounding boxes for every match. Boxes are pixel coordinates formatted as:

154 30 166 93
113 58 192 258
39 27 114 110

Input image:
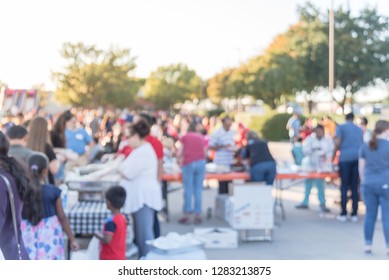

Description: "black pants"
218 181 230 194
153 210 160 238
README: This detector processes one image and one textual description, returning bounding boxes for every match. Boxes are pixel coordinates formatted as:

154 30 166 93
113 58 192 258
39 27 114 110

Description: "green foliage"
53 42 139 108
206 68 234 103
144 63 201 110
206 107 225 117
245 112 303 141
261 113 292 141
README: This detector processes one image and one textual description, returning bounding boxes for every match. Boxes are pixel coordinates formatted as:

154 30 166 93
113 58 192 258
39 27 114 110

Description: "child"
94 186 127 260
22 153 79 260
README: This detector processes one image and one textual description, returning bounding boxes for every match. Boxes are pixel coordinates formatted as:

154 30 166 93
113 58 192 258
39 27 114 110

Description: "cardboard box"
194 227 238 249
227 183 274 230
228 181 268 196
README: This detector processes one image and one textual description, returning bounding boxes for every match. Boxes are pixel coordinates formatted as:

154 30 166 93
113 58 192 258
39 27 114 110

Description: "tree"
293 3 389 112
331 7 389 109
244 33 303 109
53 42 140 108
143 64 201 109
206 68 234 103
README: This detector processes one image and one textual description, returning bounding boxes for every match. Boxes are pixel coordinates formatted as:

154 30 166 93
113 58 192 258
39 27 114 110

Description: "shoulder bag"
0 173 22 260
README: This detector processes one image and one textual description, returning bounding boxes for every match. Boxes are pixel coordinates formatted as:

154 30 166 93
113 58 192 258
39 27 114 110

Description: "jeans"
302 179 326 206
361 183 389 248
339 160 359 216
132 205 155 258
250 161 277 185
182 159 206 214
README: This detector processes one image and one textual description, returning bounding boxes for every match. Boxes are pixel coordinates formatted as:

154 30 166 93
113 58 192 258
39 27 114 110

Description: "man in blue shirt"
65 114 93 169
333 113 363 222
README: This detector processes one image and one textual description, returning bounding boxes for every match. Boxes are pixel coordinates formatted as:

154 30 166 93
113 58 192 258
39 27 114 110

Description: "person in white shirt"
118 119 162 259
208 116 236 194
296 125 334 212
357 116 372 143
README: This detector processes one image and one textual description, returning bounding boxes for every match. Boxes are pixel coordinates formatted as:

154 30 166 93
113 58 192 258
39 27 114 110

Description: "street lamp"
329 0 335 114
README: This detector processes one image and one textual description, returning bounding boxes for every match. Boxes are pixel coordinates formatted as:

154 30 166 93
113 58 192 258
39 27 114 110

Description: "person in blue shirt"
286 114 301 143
291 136 304 166
359 120 389 256
64 111 93 167
333 113 363 222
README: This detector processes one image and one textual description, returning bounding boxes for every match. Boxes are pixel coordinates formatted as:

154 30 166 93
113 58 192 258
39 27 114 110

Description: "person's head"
246 130 259 142
105 186 126 211
127 119 150 148
28 153 49 184
54 110 74 134
135 112 155 127
345 112 354 121
222 116 232 131
64 111 77 130
0 131 10 157
6 125 29 146
188 122 198 133
314 125 325 139
358 117 368 127
27 116 49 153
369 120 389 150
0 131 43 225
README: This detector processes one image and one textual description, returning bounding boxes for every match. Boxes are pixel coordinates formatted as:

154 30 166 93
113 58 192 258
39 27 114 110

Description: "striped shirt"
209 127 236 166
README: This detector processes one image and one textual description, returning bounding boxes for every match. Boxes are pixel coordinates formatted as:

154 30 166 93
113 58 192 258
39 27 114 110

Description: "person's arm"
208 131 230 151
333 137 341 161
358 158 365 182
55 198 79 251
83 130 94 159
46 144 60 175
94 221 115 244
118 153 145 180
157 159 163 181
302 137 311 156
0 185 7 240
332 126 342 161
94 231 113 244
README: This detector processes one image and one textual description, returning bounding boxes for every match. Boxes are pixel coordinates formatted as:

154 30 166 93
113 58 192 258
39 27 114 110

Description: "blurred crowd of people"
287 112 389 256
2 107 388 260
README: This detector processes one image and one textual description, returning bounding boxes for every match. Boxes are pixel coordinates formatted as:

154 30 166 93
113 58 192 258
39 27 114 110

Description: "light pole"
329 0 335 114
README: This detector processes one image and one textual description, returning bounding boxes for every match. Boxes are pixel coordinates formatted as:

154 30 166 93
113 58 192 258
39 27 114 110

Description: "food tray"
66 180 120 192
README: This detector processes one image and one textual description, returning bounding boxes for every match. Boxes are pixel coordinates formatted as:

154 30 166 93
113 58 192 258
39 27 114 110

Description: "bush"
261 113 292 141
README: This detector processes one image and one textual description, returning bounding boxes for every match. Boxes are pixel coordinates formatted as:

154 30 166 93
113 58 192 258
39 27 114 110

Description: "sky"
0 0 388 91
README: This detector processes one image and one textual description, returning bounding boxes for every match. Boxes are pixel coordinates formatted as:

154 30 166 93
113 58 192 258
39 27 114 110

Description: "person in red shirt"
95 186 127 260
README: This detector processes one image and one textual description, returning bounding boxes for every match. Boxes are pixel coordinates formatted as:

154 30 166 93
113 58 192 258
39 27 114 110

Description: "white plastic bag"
85 236 100 260
70 237 100 260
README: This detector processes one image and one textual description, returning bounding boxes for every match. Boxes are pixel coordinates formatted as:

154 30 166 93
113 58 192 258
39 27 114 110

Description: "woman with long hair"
50 110 75 184
21 153 79 259
359 120 389 256
0 131 40 260
27 116 60 185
